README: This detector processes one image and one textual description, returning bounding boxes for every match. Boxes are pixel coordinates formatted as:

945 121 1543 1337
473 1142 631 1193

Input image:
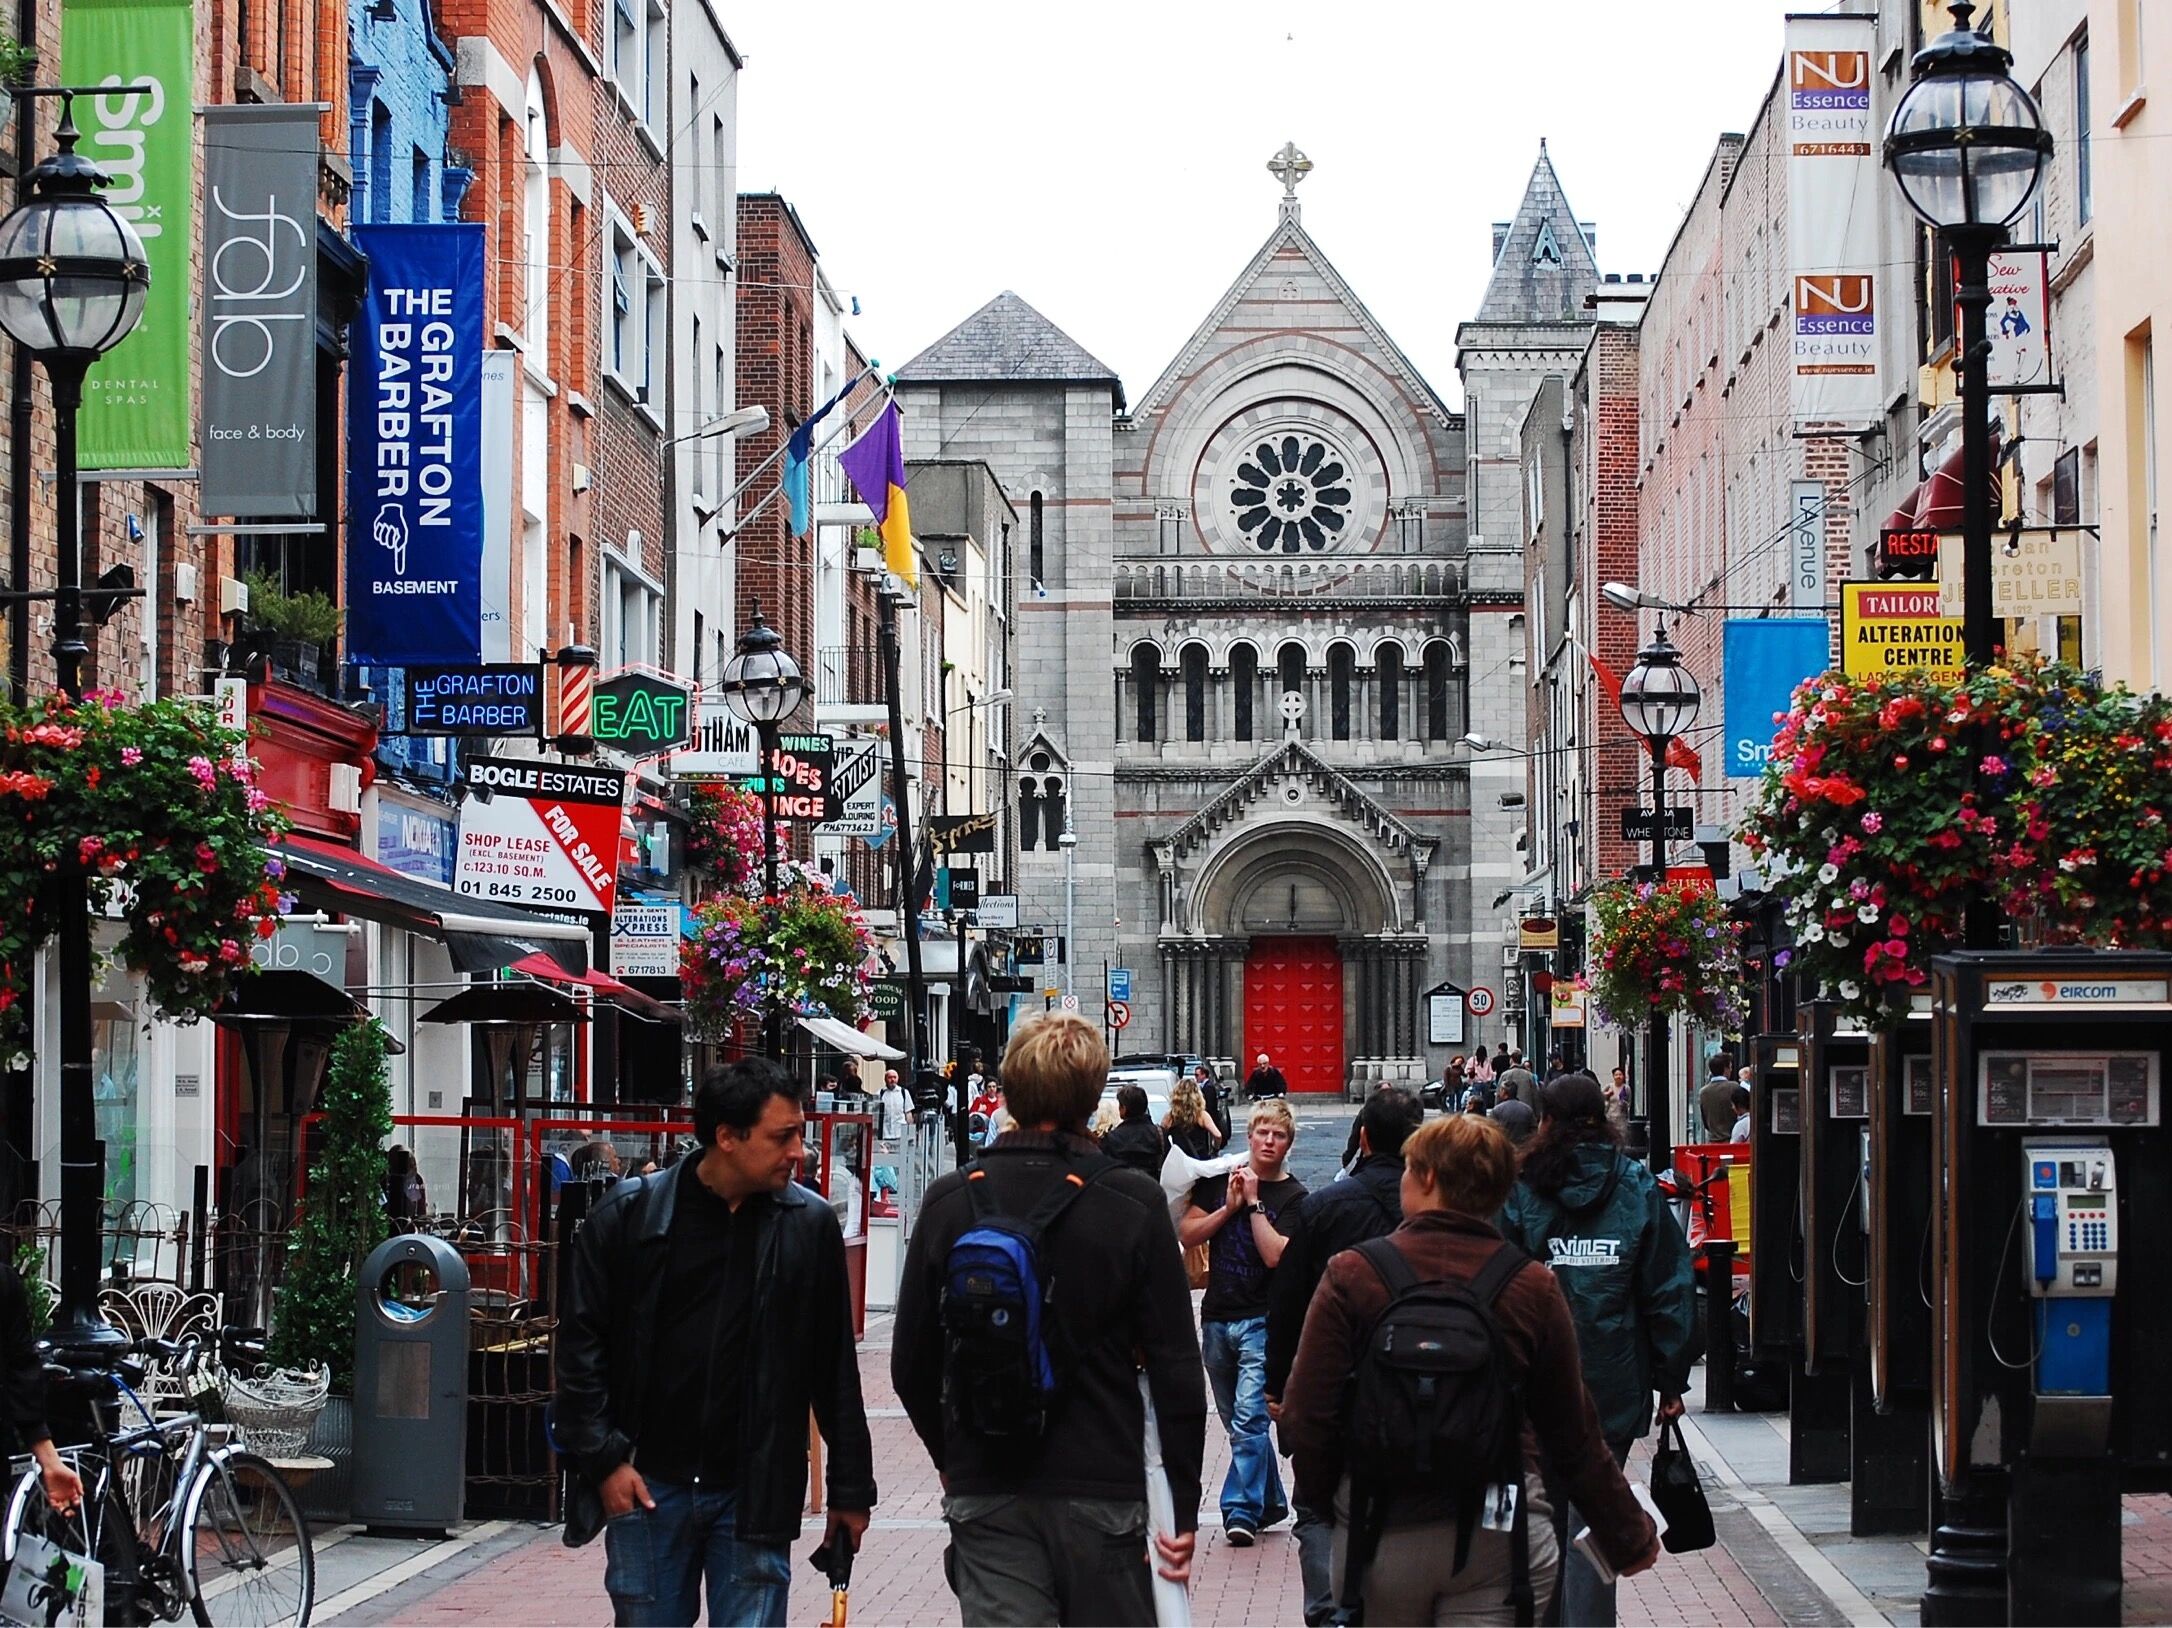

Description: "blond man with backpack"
893 1012 1205 1626
1280 1114 1657 1626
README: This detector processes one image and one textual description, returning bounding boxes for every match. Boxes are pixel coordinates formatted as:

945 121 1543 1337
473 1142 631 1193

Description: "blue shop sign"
378 804 457 887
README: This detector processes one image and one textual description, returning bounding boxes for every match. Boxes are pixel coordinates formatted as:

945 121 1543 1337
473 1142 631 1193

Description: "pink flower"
1860 811 1884 834
119 747 142 767
185 756 217 788
1981 756 2009 777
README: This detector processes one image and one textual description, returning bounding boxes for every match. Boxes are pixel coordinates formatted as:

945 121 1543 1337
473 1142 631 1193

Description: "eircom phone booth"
1864 996 1935 1535
1801 1000 1923 1531
1927 950 2172 1625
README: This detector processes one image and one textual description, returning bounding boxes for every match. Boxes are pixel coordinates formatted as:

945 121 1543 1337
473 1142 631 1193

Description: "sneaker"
1225 1524 1257 1548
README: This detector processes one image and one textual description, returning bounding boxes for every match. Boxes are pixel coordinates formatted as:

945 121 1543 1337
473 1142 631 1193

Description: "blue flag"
784 376 864 537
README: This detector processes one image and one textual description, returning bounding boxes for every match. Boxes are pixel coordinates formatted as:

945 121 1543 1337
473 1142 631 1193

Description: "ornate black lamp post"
1617 626 1700 1180
1886 3 2050 948
719 606 805 1054
0 100 150 1352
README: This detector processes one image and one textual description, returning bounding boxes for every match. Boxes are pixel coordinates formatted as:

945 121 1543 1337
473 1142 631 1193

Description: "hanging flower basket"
0 691 288 1058
681 783 767 891
680 863 875 1039
1739 656 2172 1028
1586 878 1745 1032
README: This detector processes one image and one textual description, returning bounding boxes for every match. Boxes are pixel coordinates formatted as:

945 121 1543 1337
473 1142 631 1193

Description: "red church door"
1243 937 1345 1096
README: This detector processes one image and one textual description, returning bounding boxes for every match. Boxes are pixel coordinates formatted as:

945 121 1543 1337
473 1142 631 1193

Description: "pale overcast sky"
732 0 1805 409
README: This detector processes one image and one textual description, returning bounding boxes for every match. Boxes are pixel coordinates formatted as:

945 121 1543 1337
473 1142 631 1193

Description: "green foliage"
268 1021 393 1391
14 1243 50 1336
242 571 344 646
0 33 32 87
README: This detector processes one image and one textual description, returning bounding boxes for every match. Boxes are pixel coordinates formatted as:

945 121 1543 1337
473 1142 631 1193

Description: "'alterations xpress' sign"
347 225 486 665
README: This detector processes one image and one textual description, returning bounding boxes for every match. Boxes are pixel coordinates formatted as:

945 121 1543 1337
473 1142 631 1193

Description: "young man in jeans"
894 1012 1204 1626
556 1059 874 1626
1181 1098 1305 1545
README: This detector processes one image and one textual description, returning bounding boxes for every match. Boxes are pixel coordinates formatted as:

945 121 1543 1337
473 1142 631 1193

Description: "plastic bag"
1158 1142 1244 1230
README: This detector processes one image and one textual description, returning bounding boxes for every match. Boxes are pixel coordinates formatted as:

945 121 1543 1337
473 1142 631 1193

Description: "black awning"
274 836 590 974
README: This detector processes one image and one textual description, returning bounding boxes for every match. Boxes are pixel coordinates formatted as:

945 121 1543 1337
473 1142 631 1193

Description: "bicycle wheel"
180 1451 311 1628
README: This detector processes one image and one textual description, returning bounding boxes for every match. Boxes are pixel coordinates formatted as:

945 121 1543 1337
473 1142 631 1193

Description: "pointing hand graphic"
373 504 409 576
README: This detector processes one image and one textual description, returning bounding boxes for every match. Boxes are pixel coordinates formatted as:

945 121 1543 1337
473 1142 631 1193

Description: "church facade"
897 146 1595 1093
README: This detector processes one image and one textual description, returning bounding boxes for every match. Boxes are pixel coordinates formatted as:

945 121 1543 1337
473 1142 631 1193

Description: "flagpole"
703 360 884 531
724 383 896 544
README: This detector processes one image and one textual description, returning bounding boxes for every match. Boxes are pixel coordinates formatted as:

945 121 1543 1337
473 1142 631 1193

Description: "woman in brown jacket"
1280 1114 1658 1625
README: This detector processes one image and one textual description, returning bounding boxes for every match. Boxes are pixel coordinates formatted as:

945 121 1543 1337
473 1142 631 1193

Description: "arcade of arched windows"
1114 638 1460 747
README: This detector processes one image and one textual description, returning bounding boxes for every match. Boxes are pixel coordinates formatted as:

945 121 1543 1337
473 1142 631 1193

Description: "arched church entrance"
1165 820 1426 1098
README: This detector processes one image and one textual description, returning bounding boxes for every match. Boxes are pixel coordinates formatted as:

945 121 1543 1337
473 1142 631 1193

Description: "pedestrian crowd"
555 1017 1700 1627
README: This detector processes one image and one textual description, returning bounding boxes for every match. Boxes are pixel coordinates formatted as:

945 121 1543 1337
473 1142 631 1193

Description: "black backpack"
1340 1237 1534 1625
938 1149 1112 1440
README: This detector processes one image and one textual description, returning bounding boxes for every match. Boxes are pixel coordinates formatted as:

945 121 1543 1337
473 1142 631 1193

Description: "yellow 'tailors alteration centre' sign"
1839 582 1963 678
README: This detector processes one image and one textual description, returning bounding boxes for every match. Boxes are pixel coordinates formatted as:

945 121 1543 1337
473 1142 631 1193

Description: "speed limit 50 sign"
1466 986 1498 1018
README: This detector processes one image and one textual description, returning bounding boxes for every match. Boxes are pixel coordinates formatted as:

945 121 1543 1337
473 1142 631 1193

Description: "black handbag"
1648 1416 1716 1553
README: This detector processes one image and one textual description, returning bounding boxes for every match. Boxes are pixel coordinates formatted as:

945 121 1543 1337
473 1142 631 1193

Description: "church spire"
1267 140 1313 225
1473 143 1600 325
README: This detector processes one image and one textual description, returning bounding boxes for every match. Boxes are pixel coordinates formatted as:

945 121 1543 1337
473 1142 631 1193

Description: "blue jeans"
601 1480 791 1627
1201 1315 1286 1529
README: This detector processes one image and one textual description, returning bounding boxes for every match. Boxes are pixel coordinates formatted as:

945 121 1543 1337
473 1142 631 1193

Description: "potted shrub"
260 1019 393 1518
242 571 343 688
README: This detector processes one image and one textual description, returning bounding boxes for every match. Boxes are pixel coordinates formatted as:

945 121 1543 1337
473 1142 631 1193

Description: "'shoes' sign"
347 225 486 665
201 106 319 518
453 755 627 917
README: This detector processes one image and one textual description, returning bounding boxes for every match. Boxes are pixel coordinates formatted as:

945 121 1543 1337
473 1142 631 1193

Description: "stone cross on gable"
1268 141 1313 222
1279 688 1305 740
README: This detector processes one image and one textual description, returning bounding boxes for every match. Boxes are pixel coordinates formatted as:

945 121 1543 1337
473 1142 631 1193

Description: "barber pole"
555 644 597 752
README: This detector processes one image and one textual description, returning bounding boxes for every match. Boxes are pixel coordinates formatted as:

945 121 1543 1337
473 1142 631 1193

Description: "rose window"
1230 435 1353 553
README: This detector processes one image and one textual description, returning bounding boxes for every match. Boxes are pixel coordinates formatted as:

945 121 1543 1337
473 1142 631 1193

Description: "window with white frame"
711 344 728 501
603 551 663 669
643 0 666 128
609 219 638 382
609 0 639 100
690 313 706 498
643 258 665 406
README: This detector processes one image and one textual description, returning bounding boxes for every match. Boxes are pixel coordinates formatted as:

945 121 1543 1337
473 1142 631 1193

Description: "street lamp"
720 604 805 1052
1886 0 2049 956
1617 626 1701 1180
0 100 150 1354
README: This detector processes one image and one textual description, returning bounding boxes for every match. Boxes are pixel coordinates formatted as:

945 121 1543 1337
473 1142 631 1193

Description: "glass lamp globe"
0 113 150 365
721 609 806 726
1884 3 2052 231
1619 629 1702 743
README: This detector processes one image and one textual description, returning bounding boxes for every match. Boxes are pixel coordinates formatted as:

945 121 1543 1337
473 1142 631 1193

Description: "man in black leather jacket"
1263 1084 1423 1627
556 1058 874 1626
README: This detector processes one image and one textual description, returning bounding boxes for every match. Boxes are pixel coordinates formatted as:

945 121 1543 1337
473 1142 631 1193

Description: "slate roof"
1470 142 1600 327
898 292 1126 407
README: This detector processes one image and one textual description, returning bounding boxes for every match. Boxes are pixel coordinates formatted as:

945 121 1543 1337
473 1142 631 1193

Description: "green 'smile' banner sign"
60 0 195 469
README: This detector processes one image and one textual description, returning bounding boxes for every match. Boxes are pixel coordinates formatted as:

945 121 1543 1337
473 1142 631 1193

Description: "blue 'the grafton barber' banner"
347 225 485 664
1723 618 1833 781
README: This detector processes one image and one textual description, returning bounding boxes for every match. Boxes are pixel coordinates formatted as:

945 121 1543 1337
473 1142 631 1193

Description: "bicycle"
0 1334 313 1626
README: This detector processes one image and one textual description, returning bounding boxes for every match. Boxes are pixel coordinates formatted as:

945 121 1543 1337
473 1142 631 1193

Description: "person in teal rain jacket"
1498 1072 1696 1628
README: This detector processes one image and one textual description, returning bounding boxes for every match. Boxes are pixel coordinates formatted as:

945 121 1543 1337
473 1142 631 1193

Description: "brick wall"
733 195 820 692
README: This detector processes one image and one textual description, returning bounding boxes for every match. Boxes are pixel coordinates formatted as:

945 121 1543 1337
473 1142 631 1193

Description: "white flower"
1857 904 1880 923
1802 923 1827 943
1839 981 1862 999
1817 864 1841 885
1830 933 1850 949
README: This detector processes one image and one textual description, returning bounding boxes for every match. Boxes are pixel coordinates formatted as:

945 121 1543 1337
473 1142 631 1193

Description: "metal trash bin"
352 1232 470 1534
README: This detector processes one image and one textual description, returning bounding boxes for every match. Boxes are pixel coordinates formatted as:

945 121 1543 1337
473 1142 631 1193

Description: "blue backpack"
940 1150 1113 1439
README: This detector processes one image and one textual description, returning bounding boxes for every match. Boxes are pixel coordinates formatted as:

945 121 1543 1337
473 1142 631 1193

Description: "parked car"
1098 1068 1177 1130
1110 1051 1206 1084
